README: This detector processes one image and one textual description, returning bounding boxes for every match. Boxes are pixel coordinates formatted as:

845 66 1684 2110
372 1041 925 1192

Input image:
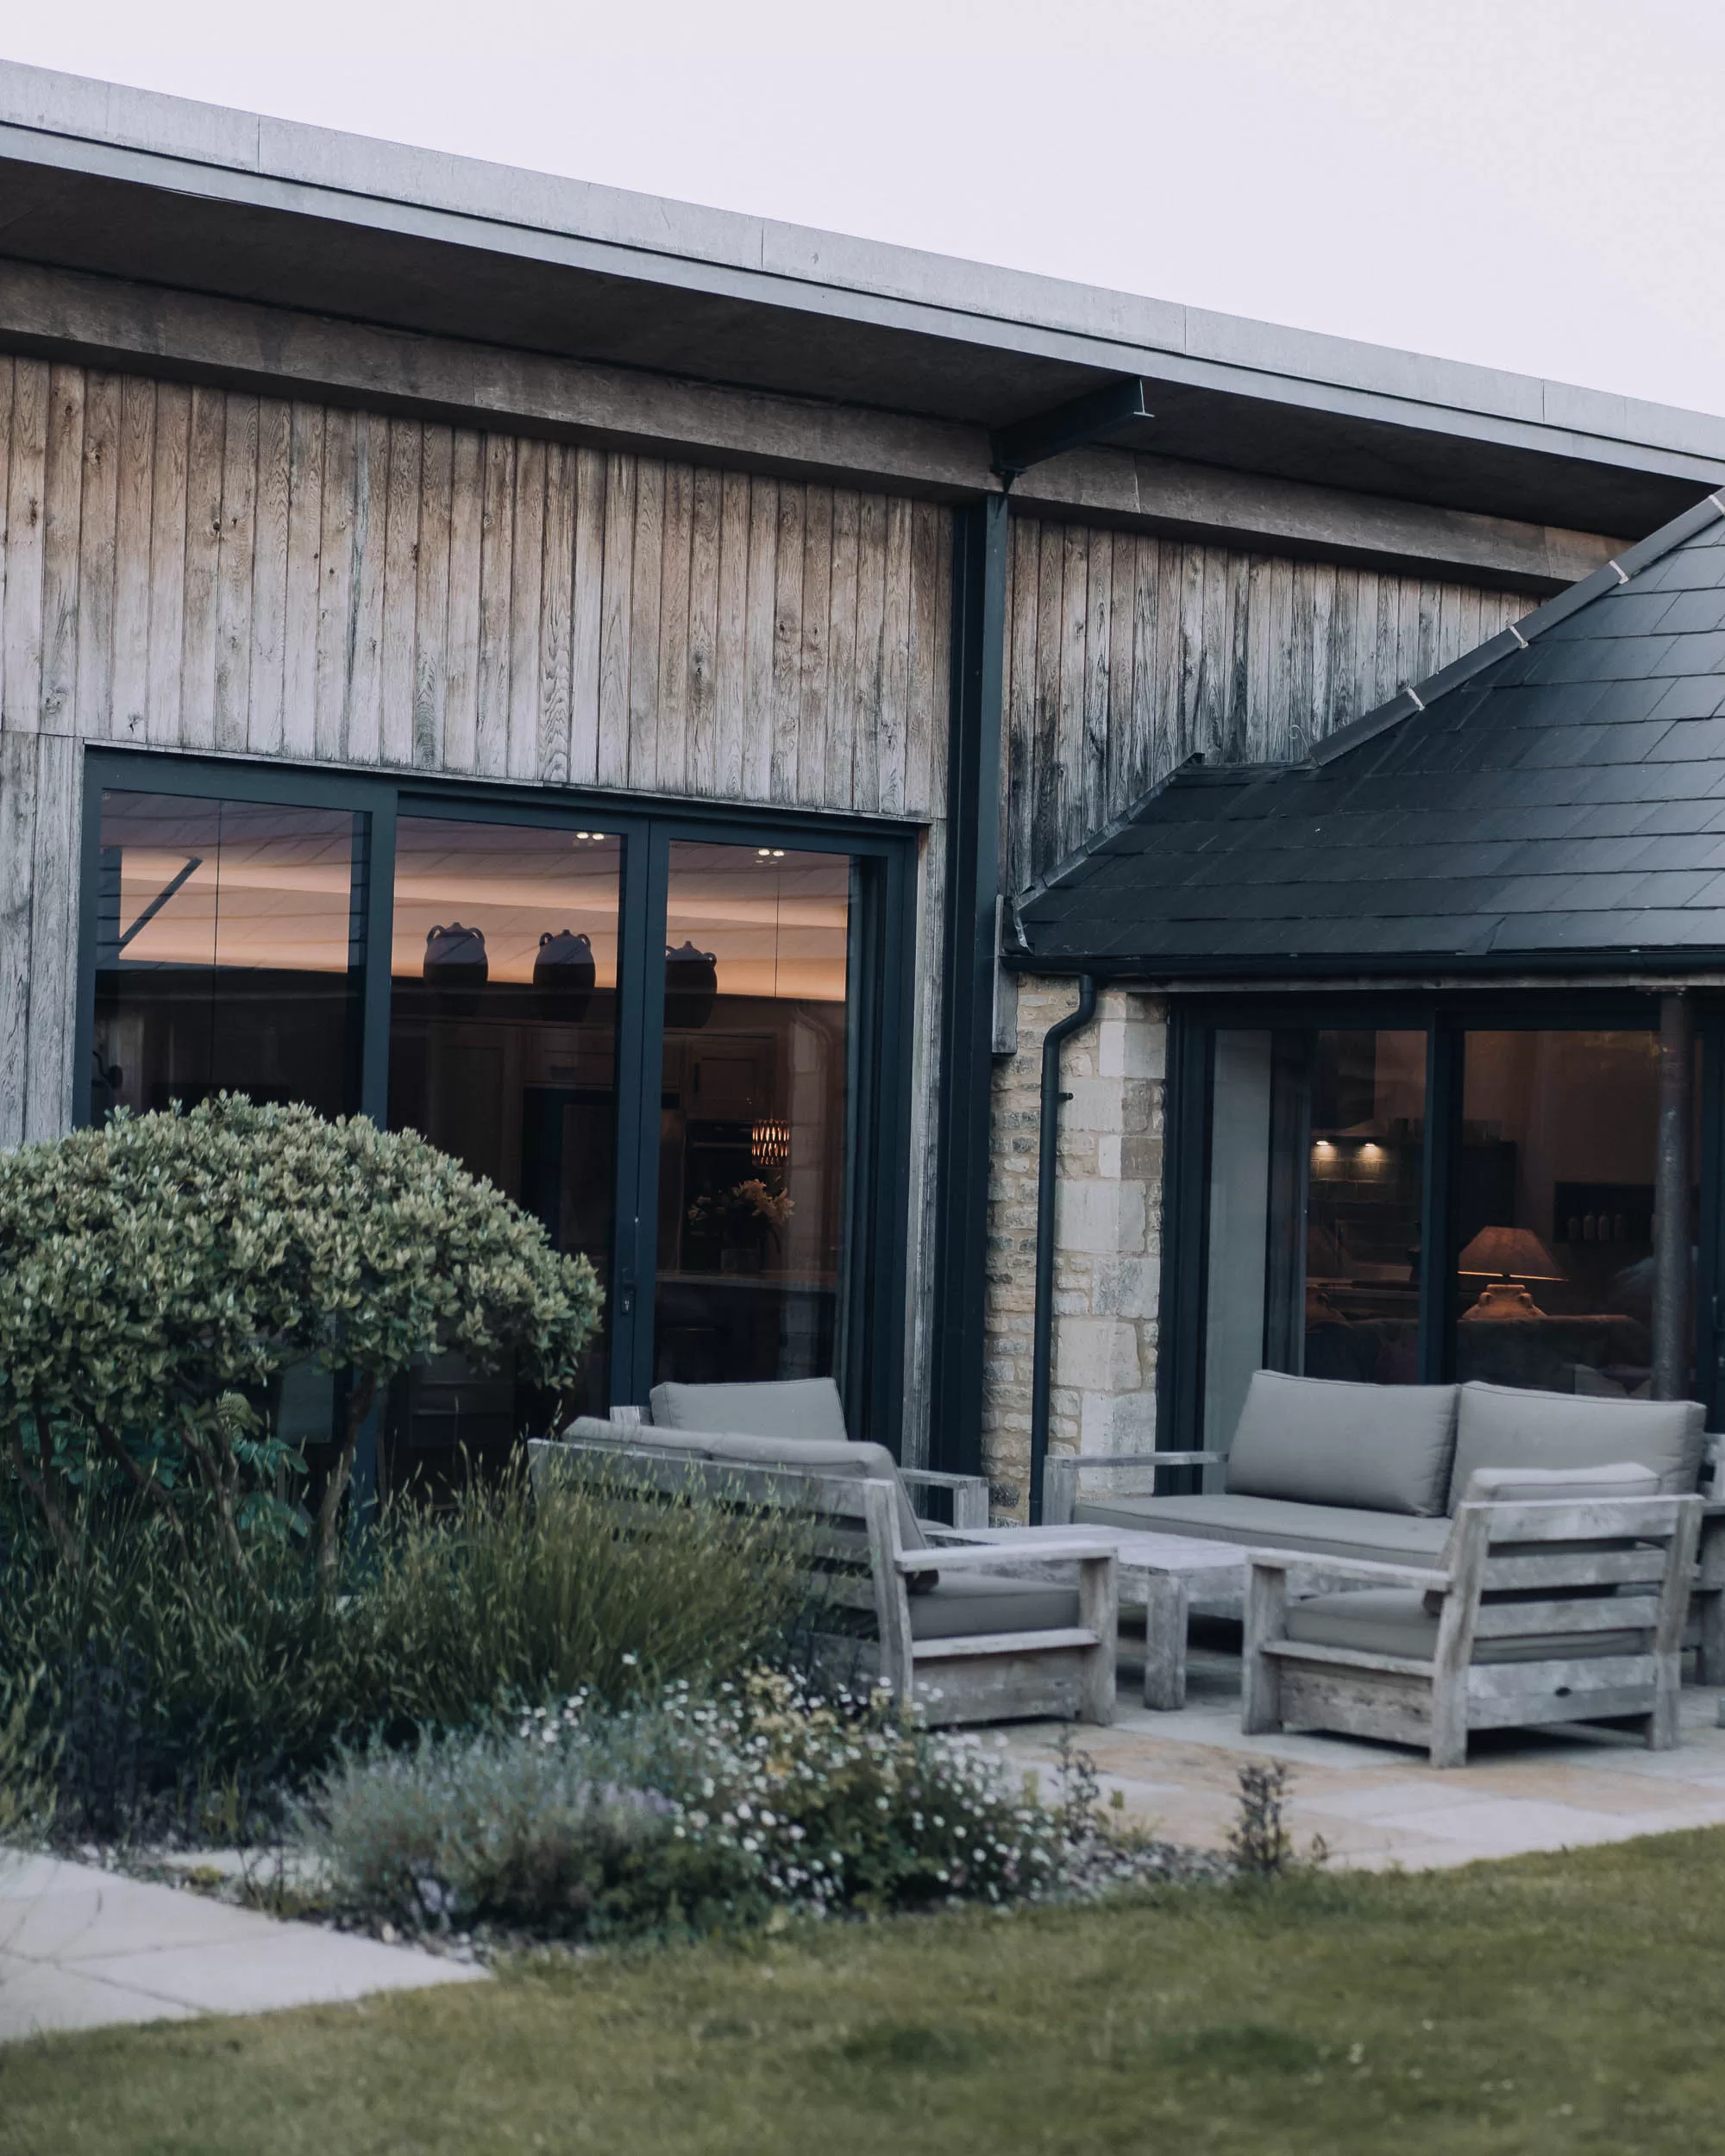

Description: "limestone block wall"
983 978 1167 1518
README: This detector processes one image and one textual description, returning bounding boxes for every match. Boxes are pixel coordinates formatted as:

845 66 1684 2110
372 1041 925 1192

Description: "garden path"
1002 1639 1725 1868
0 1852 484 2042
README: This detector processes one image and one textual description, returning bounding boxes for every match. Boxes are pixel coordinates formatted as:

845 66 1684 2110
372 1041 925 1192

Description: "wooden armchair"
528 1438 1118 1727
1242 1474 1703 1768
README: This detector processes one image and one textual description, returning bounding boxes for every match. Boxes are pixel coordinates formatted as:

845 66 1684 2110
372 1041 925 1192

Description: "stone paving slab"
1002 1651 1725 1871
0 1854 486 2044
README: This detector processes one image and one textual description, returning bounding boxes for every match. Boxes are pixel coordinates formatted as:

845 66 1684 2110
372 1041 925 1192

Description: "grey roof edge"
6 60 1725 476
1003 943 1725 984
1007 755 1295 946
1307 489 1725 770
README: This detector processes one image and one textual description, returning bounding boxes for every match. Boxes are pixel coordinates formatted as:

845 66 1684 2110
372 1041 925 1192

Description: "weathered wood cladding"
1003 515 1535 894
0 358 952 817
0 355 953 1198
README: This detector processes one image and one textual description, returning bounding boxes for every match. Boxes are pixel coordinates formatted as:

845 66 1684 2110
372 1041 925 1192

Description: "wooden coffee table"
931 1526 1245 1710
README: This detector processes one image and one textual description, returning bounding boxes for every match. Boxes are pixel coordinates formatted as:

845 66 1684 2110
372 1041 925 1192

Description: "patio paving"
0 1852 486 2043
1000 1632 1725 1868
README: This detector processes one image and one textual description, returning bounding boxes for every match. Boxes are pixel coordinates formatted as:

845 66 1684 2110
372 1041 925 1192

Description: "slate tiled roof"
1014 492 1725 976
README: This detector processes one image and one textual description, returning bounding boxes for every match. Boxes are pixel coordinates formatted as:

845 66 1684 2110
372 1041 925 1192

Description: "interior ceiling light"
752 1114 791 1172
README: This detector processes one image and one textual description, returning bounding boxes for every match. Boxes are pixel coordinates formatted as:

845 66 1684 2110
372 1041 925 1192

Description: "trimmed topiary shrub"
0 1095 600 1573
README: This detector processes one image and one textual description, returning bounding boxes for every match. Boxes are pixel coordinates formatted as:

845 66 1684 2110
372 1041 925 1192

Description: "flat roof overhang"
3 65 1725 536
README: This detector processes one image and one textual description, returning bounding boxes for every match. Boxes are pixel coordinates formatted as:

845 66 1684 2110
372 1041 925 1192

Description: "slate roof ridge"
1307 488 1725 770
1007 754 1298 948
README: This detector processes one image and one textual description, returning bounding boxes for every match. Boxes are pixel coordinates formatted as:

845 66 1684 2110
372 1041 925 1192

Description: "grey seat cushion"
1283 1587 1647 1665
558 1417 925 1551
1449 1382 1705 1506
649 1376 849 1442
1225 1370 1458 1516
907 1573 1082 1642
1072 1490 1452 1568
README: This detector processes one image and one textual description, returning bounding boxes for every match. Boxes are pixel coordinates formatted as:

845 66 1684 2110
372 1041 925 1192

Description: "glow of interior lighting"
1313 1139 1335 1156
1360 1142 1383 1159
751 1115 792 1173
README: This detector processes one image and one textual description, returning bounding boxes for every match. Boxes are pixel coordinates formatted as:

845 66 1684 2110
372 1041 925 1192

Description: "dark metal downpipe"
1029 975 1097 1523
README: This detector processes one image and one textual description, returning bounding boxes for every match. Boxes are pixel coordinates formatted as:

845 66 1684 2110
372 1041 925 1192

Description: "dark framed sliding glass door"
1176 994 1703 1467
76 753 916 1475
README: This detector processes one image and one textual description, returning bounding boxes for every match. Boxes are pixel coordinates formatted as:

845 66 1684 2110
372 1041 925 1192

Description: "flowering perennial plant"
304 1671 1085 1941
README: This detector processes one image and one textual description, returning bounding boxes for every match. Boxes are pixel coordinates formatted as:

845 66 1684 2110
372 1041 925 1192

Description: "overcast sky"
7 1 1723 418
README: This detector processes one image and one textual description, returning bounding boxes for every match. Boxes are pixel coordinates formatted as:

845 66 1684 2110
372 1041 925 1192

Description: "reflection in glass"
1302 1031 1427 1386
388 818 622 1474
654 842 851 1387
92 791 363 1121
1457 1031 1665 1395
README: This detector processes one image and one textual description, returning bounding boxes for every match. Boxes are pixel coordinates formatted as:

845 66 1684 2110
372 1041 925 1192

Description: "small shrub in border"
301 1671 1226 1944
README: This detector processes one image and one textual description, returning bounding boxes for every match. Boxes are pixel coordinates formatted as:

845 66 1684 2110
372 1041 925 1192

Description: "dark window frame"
75 748 919 1454
1158 986 1722 1452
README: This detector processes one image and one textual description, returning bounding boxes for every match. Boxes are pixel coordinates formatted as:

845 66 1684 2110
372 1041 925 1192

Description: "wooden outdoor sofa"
1241 1463 1703 1767
527 1376 1116 1727
1044 1371 1725 1680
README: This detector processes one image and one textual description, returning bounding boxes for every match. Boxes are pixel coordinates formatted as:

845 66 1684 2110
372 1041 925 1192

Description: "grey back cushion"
1432 1460 1663 1614
649 1376 849 1442
559 1415 925 1551
1448 1382 1704 1507
1224 1370 1459 1516
1458 1462 1660 1507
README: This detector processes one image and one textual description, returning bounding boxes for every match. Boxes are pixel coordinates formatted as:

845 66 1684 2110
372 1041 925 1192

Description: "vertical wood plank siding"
0 356 1554 1463
0 360 952 818
0 358 956 1463
1002 515 1535 893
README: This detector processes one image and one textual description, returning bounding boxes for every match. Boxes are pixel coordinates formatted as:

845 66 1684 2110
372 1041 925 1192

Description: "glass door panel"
1304 1030 1427 1385
93 790 364 1122
1200 1025 1427 1457
388 817 623 1474
1203 1031 1273 1455
1457 1030 1663 1394
653 841 851 1386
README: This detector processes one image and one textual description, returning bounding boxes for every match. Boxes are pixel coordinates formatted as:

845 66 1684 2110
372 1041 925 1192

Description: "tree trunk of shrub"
317 1370 378 1583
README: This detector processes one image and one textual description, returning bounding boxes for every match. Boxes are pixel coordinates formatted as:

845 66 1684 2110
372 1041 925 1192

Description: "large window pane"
93 791 363 1121
1203 1031 1272 1454
388 817 622 1468
654 841 851 1387
1304 1031 1427 1385
1457 1030 1664 1394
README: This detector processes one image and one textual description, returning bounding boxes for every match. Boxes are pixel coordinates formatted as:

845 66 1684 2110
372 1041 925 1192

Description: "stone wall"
983 979 1168 1519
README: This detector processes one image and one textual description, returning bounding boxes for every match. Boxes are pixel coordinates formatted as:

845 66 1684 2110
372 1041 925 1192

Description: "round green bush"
0 1096 601 1570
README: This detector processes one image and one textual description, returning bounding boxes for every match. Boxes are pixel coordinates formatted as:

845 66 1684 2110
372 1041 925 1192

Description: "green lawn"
8 1831 1725 2155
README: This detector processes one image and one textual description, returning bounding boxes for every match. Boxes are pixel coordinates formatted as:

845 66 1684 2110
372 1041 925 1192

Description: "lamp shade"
1457 1225 1562 1281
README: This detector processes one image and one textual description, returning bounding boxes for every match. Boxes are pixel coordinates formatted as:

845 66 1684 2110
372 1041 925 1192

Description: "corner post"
929 491 1010 1477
